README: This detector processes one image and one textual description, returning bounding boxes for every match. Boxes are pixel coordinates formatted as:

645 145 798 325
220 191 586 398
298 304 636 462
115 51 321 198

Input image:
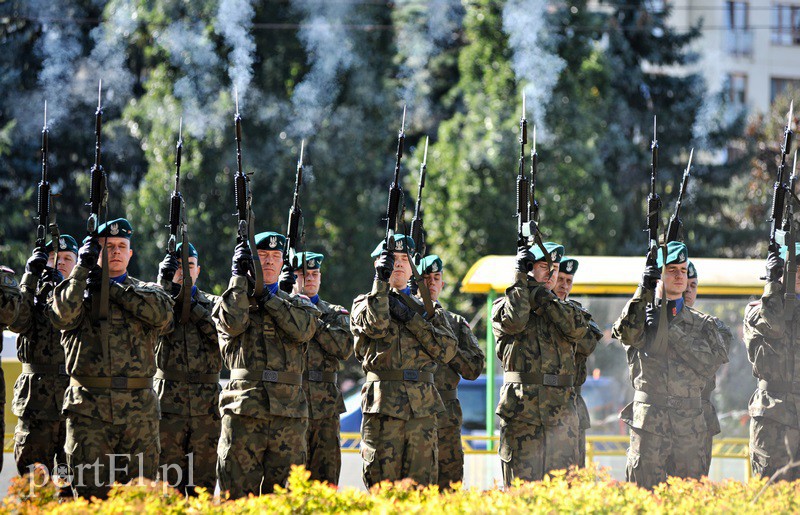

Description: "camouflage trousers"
576 393 590 468
158 411 220 496
217 413 308 499
626 427 706 489
360 413 438 488
306 416 341 485
578 428 586 468
437 423 464 490
750 416 800 481
701 431 715 476
14 416 66 476
498 418 579 486
64 411 160 499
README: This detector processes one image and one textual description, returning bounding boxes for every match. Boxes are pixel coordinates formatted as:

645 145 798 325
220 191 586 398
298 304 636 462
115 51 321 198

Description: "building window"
771 77 800 103
727 74 747 105
725 2 752 55
772 4 800 46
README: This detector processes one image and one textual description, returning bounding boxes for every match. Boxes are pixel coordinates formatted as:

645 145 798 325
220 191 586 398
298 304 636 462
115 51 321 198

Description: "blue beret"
687 260 697 279
780 243 800 261
559 257 578 275
656 241 688 268
418 254 443 275
98 218 133 239
371 234 415 258
294 251 324 270
531 242 564 263
255 232 286 251
176 242 198 260
46 234 79 255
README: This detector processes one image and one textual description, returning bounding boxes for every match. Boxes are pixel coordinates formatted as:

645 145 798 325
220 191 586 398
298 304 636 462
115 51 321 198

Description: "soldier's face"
683 278 698 307
98 237 132 276
257 249 283 284
173 257 200 285
48 251 77 278
294 269 321 297
554 273 573 301
662 263 688 300
532 262 559 290
389 252 412 289
423 272 444 302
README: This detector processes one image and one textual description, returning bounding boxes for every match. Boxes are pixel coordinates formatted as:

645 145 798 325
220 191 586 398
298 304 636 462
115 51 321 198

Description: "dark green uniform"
155 282 221 496
0 266 21 474
492 271 588 485
567 300 602 467
434 308 484 489
352 280 457 488
212 277 317 498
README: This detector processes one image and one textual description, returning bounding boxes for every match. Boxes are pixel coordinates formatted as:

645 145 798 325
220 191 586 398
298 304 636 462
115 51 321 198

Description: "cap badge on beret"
269 236 278 249
59 237 67 250
431 262 439 272
678 251 685 261
396 239 404 251
551 250 557 261
109 223 120 236
565 261 574 272
307 258 318 268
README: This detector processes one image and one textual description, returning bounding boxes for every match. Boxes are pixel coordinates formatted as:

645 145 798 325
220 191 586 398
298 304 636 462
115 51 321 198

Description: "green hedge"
3 465 800 514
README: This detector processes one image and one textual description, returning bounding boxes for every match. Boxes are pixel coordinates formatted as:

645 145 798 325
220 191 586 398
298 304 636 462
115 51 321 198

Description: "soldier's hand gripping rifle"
167 119 192 323
281 141 305 294
232 88 264 298
645 116 662 265
408 136 428 295
664 149 693 243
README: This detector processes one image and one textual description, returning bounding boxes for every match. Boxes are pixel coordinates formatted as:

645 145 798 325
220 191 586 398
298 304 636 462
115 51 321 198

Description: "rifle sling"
652 245 669 354
395 290 428 318
408 255 436 318
248 210 264 298
179 232 192 324
531 228 554 277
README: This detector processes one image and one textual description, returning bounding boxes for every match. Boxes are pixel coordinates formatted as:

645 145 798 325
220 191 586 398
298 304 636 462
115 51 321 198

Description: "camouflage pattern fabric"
701 316 734 474
0 265 20 327
750 416 800 481
568 299 603 466
64 411 160 499
744 281 800 479
217 413 308 498
627 427 706 489
305 415 341 485
436 424 463 488
14 417 65 475
158 411 220 496
613 286 728 487
499 417 579 485
360 413 437 488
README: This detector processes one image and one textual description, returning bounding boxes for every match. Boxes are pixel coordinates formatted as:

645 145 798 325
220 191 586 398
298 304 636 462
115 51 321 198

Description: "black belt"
504 372 575 387
634 391 702 410
758 379 800 394
154 369 220 384
439 389 458 401
70 376 153 390
22 363 67 376
303 370 337 383
229 368 303 386
366 370 434 383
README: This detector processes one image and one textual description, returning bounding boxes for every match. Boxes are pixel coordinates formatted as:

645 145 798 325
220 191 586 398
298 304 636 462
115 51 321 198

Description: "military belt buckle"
542 374 559 387
262 370 279 383
111 377 127 389
308 371 323 382
403 370 419 381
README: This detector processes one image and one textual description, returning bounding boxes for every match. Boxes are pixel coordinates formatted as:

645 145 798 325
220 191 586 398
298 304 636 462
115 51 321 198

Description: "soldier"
492 242 588 485
9 235 78 476
351 234 457 488
683 261 734 475
155 242 221 496
0 265 22 474
613 241 728 489
744 243 800 480
48 218 174 498
213 231 317 498
291 251 353 486
553 257 603 467
417 254 484 489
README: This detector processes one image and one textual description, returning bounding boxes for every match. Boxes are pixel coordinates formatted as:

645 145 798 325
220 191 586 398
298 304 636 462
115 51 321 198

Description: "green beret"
46 234 79 255
531 242 564 263
780 243 800 261
294 251 324 270
687 260 697 280
98 218 133 239
656 241 689 268
370 234 415 258
176 242 198 260
559 257 578 275
418 254 443 275
255 232 286 251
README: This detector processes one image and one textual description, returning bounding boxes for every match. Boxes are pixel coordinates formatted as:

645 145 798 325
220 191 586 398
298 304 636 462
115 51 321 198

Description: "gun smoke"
215 0 257 106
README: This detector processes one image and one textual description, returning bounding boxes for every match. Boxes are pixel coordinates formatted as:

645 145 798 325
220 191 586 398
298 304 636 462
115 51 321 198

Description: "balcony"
725 30 753 57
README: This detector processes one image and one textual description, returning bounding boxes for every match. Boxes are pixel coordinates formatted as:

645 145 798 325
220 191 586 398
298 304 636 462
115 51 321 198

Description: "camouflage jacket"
435 307 485 429
47 265 174 424
352 279 458 420
0 266 20 328
8 272 68 420
492 272 589 427
155 281 222 418
303 297 353 419
613 286 729 436
744 281 800 427
213 276 317 420
569 299 603 430
702 316 733 435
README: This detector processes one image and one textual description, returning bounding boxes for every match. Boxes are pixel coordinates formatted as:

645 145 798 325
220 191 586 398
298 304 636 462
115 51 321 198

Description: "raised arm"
744 282 786 341
109 280 174 330
492 272 534 335
447 313 485 380
315 305 353 360
612 286 652 349
212 275 252 337
262 291 317 344
48 265 89 330
350 279 391 341
8 272 37 333
405 306 458 364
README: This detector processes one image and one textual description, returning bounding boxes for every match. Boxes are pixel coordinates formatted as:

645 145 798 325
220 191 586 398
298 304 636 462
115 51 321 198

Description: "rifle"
529 126 539 224
768 102 794 255
282 140 305 294
646 116 662 263
232 88 264 298
664 148 693 243
37 102 61 270
781 149 798 319
408 137 428 295
167 119 192 323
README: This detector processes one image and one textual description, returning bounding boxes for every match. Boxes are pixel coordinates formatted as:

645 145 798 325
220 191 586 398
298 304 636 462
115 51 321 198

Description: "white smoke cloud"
215 0 256 106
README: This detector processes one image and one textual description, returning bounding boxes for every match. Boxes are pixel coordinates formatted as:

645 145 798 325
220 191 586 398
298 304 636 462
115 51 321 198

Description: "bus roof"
460 255 765 296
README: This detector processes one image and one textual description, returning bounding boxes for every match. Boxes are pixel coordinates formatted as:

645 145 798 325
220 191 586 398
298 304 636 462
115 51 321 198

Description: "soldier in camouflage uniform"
492 242 588 485
553 257 603 467
155 242 221 496
352 234 457 488
744 243 800 480
683 261 734 475
613 242 728 489
48 218 174 498
291 251 353 486
0 265 22 474
9 235 78 475
417 255 484 489
213 231 317 498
